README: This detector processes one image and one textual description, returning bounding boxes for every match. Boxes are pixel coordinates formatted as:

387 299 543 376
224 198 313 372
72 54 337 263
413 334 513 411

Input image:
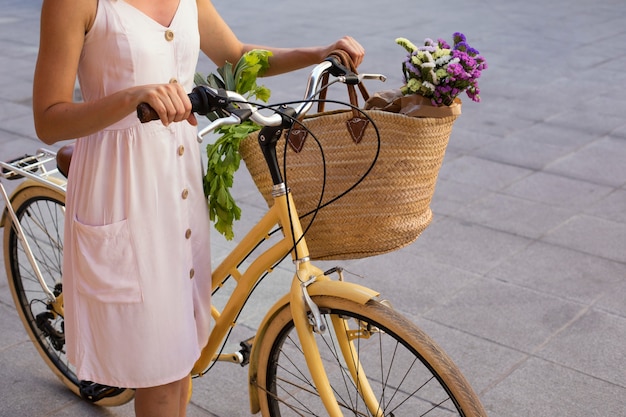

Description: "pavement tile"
0 65 36 100
446 124 502 154
472 134 576 171
546 137 626 187
610 125 626 140
584 188 626 223
514 120 600 150
0 57 36 85
481 357 626 417
190 362 252 417
538 309 626 387
453 101 539 138
454 192 576 239
0 301 26 351
0 112 37 140
44 402 136 417
408 217 532 275
423 278 584 352
595 281 626 318
543 214 626 264
438 155 533 192
0 339 78 417
430 178 494 217
0 101 31 123
486 241 626 305
502 171 614 210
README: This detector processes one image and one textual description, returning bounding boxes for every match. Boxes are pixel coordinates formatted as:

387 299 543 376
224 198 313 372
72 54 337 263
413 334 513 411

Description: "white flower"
421 81 436 92
435 55 452 66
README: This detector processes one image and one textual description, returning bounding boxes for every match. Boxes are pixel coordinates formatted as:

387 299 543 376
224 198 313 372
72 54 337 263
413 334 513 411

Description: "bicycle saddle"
56 143 74 178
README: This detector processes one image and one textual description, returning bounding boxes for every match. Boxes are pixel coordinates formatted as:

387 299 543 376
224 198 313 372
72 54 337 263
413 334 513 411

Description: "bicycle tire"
255 295 486 416
3 185 134 406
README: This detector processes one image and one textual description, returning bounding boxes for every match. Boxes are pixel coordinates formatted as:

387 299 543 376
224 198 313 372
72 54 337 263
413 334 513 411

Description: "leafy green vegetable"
196 49 273 240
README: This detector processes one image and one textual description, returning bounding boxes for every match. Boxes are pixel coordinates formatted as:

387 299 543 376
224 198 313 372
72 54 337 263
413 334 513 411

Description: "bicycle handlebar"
136 57 386 139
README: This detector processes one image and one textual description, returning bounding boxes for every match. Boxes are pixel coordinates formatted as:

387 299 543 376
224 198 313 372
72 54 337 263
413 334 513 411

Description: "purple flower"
397 32 487 106
420 45 437 53
437 38 451 49
446 62 465 77
453 32 467 45
467 46 480 56
454 41 470 53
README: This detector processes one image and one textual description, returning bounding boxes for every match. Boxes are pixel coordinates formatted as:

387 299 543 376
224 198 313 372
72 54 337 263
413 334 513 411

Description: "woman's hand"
325 36 366 68
135 82 197 127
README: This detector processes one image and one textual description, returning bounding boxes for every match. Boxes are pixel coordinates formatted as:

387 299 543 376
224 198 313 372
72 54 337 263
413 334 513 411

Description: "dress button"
181 188 189 199
177 145 185 156
165 30 174 41
189 268 195 279
169 77 178 84
185 228 192 239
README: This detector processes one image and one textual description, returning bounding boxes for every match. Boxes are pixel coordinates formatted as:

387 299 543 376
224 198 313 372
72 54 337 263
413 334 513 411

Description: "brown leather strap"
286 121 309 152
317 49 370 115
286 51 371 151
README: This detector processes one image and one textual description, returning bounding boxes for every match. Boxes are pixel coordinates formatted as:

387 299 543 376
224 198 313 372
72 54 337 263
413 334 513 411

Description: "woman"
32 0 364 415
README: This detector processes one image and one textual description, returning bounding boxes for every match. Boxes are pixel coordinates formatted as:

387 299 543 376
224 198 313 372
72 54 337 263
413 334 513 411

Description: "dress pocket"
73 217 143 303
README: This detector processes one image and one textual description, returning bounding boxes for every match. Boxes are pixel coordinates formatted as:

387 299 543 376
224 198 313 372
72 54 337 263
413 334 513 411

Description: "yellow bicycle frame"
189 186 381 416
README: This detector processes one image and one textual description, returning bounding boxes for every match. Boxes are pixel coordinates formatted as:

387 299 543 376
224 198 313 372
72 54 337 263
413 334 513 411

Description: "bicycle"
1 57 487 416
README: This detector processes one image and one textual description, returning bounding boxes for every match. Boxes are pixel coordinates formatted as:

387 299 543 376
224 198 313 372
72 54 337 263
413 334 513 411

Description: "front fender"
1 180 42 227
247 279 379 414
1 177 66 228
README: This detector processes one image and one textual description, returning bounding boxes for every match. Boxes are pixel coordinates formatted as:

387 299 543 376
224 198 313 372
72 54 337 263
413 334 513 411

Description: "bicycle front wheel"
255 295 486 416
3 185 134 406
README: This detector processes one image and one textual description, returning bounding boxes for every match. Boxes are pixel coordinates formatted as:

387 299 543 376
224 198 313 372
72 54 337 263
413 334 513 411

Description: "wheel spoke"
4 191 82 397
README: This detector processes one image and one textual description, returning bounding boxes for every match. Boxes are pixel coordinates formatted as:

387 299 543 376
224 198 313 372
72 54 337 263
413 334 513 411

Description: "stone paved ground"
1 0 626 416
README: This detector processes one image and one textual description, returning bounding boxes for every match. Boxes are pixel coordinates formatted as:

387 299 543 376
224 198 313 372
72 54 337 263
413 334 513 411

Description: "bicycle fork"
289 269 385 417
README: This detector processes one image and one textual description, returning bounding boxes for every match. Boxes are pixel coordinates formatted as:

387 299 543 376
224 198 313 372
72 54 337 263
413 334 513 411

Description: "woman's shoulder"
40 0 98 34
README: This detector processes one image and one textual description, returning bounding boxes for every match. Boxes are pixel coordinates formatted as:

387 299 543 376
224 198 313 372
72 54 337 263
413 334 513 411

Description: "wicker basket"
239 103 459 260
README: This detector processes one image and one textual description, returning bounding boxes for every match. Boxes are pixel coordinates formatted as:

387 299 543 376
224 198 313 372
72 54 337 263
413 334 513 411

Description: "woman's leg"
134 374 190 417
180 374 192 416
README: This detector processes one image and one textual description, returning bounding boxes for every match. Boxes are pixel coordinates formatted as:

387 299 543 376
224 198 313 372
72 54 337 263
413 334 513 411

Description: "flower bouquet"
398 32 487 106
366 32 487 117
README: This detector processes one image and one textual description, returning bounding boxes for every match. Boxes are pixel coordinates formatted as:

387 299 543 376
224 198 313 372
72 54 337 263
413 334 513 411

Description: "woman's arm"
196 0 364 76
33 0 196 144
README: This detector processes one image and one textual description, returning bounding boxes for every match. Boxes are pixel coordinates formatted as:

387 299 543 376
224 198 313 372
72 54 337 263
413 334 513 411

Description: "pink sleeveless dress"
63 0 212 388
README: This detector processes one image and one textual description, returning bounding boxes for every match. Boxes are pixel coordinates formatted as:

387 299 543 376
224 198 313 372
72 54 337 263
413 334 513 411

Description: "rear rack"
0 148 67 193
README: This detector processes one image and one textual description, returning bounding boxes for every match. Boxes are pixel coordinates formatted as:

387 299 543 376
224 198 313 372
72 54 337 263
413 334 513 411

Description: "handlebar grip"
136 86 216 123
137 102 159 123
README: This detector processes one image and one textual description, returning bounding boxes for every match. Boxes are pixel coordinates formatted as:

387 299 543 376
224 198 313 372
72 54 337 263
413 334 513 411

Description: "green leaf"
219 62 236 91
255 86 272 102
194 72 207 87
206 73 225 90
197 50 272 240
